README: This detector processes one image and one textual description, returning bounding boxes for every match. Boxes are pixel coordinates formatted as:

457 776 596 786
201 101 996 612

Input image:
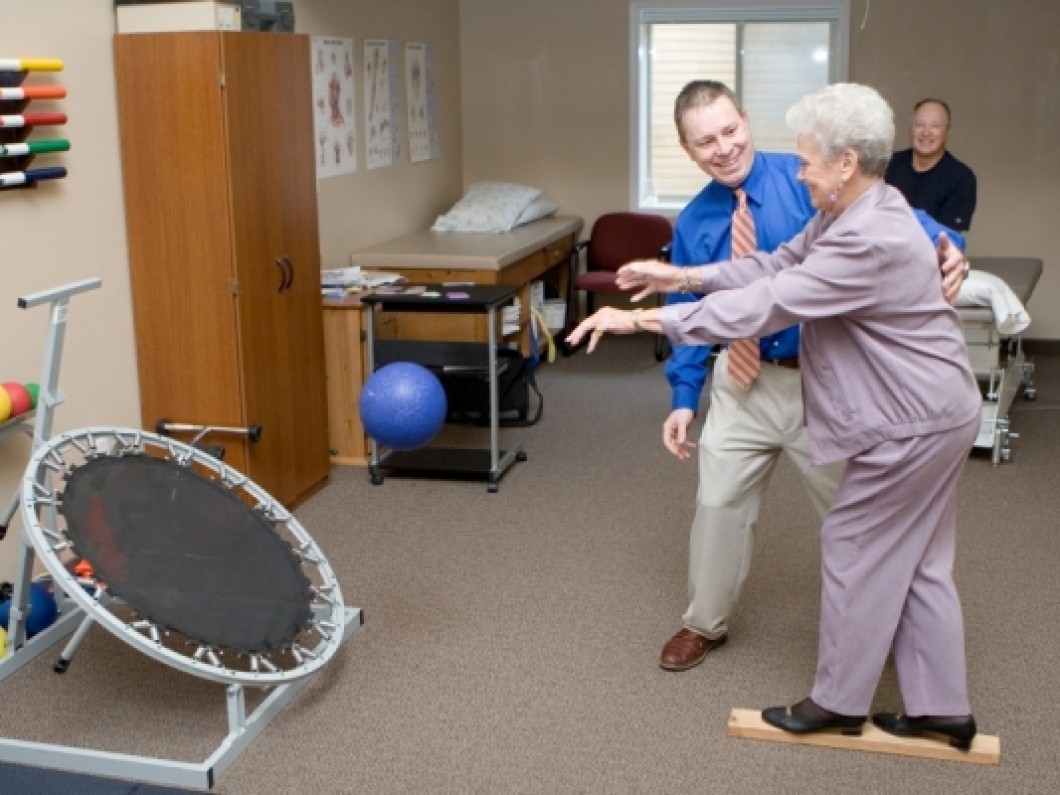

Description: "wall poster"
311 36 356 179
363 39 401 169
406 42 439 163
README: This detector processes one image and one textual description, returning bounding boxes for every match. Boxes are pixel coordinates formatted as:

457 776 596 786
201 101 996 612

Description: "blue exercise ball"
359 362 447 451
0 581 59 638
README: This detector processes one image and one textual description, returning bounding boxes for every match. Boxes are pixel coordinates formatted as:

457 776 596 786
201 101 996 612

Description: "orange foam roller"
0 86 67 101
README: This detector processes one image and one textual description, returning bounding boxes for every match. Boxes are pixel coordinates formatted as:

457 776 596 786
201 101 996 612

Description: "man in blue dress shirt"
658 80 966 672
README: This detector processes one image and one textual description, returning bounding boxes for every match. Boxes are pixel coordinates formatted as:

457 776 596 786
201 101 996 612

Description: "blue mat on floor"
0 762 197 794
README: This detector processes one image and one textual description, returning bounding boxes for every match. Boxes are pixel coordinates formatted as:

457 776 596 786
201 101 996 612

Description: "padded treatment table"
960 256 1043 464
350 216 583 355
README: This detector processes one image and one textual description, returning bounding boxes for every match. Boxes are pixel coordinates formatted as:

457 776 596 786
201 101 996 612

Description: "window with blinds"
632 1 849 211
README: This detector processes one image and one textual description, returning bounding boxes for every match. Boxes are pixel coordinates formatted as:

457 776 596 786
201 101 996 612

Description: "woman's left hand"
566 307 635 353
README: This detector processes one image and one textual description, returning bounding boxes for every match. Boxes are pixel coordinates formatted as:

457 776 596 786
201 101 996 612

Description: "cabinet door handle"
275 257 288 292
275 256 294 292
282 255 295 291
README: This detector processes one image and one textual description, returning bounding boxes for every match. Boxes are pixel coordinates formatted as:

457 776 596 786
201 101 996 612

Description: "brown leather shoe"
659 628 727 671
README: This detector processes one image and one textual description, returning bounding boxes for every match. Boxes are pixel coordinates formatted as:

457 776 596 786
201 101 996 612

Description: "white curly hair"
785 83 895 177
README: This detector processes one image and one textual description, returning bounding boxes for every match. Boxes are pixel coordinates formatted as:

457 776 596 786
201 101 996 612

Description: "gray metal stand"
362 284 527 492
0 277 100 670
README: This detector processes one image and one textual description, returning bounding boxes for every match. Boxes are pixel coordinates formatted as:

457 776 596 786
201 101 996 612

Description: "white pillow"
431 181 542 233
514 195 559 227
957 269 1032 335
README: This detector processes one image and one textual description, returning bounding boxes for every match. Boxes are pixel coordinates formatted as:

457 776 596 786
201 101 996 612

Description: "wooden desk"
349 216 583 354
322 297 369 465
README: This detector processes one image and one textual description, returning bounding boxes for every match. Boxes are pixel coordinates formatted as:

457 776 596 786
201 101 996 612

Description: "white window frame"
630 0 850 212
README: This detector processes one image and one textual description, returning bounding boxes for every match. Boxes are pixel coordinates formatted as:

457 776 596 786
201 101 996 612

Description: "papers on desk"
321 266 404 289
502 296 520 336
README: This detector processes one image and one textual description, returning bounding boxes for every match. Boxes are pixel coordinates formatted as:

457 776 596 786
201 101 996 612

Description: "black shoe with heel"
871 712 977 750
762 697 865 736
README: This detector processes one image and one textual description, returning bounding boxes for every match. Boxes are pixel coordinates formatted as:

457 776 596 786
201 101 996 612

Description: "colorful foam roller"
0 86 67 101
0 139 70 158
0 59 64 72
0 112 67 127
0 166 67 188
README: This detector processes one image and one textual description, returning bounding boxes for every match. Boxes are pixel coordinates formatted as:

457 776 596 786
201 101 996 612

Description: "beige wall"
459 0 1060 336
0 0 461 577
459 0 632 233
1 1 139 575
297 1 464 265
848 0 1059 284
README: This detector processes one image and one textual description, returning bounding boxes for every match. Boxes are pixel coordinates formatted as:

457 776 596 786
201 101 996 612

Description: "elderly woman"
568 83 981 748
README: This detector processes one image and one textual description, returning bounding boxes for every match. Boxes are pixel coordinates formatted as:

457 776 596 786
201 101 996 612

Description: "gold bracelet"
682 269 694 293
631 308 644 331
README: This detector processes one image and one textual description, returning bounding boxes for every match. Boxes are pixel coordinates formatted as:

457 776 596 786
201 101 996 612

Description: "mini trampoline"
2 426 361 788
23 426 349 685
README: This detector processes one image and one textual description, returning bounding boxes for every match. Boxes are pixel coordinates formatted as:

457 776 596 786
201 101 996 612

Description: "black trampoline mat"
59 455 312 653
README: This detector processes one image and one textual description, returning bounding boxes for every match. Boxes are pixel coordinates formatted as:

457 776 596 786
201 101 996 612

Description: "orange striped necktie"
726 187 761 388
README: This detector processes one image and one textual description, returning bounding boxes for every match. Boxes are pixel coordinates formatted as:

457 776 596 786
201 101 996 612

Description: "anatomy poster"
406 42 440 163
364 39 401 169
311 37 356 179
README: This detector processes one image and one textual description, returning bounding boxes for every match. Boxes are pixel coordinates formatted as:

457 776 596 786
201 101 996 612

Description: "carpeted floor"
0 335 1057 793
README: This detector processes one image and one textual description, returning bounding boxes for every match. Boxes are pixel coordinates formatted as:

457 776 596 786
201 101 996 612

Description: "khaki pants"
683 349 844 637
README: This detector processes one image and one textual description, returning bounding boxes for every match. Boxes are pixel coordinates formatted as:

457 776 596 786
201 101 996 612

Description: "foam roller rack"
0 58 69 191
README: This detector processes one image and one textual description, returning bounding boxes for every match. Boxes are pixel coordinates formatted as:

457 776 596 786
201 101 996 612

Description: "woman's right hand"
616 259 684 301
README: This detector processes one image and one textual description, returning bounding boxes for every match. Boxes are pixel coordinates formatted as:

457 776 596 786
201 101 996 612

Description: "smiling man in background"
885 98 977 232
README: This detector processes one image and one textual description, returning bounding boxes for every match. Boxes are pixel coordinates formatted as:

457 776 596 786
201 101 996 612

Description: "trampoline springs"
220 469 249 491
37 526 69 550
41 449 65 474
254 496 283 519
112 430 143 453
66 433 110 460
288 644 314 664
191 646 224 668
245 654 280 674
30 480 56 505
297 549 324 567
131 619 162 644
310 585 339 607
314 620 339 640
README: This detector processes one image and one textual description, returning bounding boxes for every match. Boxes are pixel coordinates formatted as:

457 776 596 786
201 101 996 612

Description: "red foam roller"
0 111 67 127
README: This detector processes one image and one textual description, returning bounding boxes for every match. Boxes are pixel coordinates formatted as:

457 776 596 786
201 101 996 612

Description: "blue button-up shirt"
665 151 813 412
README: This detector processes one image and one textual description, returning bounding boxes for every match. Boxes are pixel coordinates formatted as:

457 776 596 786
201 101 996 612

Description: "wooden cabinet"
114 31 329 506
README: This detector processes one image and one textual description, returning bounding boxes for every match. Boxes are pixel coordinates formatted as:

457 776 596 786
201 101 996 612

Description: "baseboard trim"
1023 339 1060 356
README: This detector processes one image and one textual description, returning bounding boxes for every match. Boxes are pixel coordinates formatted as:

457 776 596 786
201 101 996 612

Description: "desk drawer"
543 235 574 268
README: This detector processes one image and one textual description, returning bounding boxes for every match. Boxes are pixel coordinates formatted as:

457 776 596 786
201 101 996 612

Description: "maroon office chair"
567 212 673 359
